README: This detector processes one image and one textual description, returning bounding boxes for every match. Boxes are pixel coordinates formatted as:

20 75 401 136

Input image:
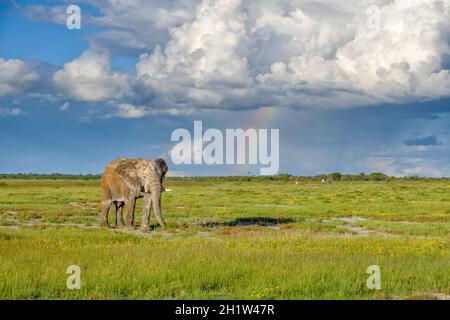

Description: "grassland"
0 178 448 299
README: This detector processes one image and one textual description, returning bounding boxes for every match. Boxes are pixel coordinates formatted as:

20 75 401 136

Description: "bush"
330 172 342 181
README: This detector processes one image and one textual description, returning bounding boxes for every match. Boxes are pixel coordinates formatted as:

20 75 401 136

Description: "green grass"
0 179 449 299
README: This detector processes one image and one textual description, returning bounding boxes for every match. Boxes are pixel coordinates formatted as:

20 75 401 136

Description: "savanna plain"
0 178 448 299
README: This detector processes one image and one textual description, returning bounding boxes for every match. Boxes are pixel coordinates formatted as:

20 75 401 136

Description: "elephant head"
137 164 154 194
115 158 167 194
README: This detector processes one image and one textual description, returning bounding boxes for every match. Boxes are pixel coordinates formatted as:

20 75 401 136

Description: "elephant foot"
117 224 126 229
100 221 110 228
125 225 136 230
139 225 151 233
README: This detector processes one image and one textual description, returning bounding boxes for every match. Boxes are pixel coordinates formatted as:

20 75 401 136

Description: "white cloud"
113 103 147 118
0 107 26 117
53 49 132 102
19 0 450 112
136 0 252 109
107 103 196 118
0 58 39 96
363 155 449 177
60 102 70 111
135 0 450 110
88 0 195 32
24 1 196 56
23 4 67 24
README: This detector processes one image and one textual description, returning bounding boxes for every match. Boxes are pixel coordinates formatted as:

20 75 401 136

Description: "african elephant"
100 157 168 231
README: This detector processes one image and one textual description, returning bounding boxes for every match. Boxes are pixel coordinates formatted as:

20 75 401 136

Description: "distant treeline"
0 173 101 180
170 173 449 182
0 172 448 181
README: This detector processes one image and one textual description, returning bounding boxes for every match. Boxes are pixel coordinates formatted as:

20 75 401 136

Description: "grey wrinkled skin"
100 157 168 231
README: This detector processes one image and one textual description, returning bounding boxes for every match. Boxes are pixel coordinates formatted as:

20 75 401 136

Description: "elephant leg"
115 202 125 228
100 200 112 228
125 197 136 229
140 194 152 232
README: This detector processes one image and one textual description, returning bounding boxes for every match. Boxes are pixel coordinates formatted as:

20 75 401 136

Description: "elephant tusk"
165 188 172 192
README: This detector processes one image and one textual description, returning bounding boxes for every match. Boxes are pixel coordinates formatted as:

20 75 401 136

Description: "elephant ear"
154 158 168 180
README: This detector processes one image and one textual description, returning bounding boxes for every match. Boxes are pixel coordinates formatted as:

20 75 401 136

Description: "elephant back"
112 158 144 186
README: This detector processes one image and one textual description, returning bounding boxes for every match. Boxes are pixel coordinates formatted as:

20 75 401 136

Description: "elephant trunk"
150 183 165 229
143 182 151 193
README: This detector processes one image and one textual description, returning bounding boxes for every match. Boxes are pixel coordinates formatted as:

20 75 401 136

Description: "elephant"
100 157 168 231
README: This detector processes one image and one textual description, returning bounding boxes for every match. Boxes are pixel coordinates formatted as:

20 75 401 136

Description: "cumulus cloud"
88 0 195 55
363 155 448 177
112 103 147 118
53 49 132 102
106 103 196 118
0 107 25 117
60 102 70 111
0 58 39 96
134 0 450 111
135 0 253 110
23 4 67 24
19 0 450 112
24 0 197 56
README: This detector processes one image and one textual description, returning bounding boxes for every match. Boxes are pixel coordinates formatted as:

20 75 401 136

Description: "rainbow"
249 107 280 128
232 107 280 176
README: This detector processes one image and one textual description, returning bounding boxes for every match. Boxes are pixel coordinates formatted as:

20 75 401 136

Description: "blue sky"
1 0 449 176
